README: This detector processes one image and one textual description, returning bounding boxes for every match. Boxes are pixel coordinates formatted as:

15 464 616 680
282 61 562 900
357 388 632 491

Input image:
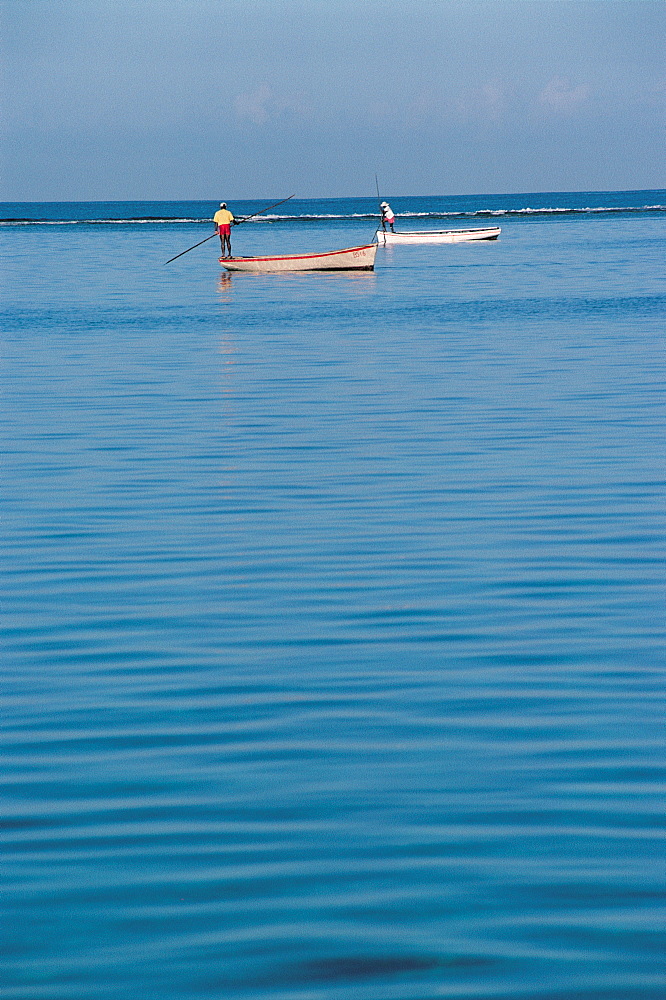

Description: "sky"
1 0 664 200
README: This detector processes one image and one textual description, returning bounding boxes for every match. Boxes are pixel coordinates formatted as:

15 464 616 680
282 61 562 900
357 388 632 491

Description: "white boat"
376 226 501 245
219 243 377 272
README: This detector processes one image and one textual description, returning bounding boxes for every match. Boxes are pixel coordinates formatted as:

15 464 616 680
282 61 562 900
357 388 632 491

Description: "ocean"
1 191 665 999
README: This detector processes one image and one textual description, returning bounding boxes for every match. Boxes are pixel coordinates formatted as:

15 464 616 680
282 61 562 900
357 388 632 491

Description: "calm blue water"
1 192 665 999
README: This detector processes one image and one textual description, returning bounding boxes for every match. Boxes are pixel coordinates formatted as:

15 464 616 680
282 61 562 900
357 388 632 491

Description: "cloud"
234 84 272 125
538 76 589 113
233 84 311 125
479 81 506 120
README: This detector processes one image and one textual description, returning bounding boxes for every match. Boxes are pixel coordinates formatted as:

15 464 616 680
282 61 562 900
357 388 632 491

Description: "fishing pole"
163 194 296 264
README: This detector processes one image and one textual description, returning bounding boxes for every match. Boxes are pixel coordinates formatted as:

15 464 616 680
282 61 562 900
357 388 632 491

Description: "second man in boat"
380 201 395 233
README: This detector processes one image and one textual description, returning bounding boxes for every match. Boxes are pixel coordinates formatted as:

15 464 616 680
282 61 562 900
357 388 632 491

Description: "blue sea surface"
1 192 665 999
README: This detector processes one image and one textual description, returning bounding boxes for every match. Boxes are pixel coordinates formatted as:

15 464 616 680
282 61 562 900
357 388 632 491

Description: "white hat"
220 202 226 208
380 201 388 207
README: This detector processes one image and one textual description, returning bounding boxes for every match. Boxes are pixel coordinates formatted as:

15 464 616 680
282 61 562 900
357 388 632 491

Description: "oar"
163 194 296 264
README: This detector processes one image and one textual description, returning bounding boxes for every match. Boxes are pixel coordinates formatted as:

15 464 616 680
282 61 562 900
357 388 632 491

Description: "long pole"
234 194 295 226
375 174 385 232
163 194 296 264
163 232 218 264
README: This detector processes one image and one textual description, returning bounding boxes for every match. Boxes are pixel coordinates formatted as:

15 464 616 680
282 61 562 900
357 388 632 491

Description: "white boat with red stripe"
376 226 501 244
220 243 377 272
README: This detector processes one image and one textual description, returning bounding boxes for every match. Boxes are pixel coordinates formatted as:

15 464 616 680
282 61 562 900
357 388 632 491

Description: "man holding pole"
163 196 294 266
213 202 235 257
380 201 395 233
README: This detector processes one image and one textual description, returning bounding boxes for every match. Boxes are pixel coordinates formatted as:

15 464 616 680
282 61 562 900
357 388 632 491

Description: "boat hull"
376 226 501 244
220 244 377 272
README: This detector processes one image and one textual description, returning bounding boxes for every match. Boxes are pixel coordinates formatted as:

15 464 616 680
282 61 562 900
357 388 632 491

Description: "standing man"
213 202 235 257
380 201 395 233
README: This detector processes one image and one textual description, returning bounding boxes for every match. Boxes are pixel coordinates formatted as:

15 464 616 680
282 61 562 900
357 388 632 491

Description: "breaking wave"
1 203 664 226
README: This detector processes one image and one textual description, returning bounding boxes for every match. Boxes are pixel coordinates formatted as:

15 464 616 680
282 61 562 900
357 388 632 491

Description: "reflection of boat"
376 226 501 244
219 244 377 272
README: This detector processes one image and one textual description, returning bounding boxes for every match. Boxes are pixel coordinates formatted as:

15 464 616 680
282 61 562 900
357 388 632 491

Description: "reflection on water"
217 272 233 299
224 268 378 290
217 268 377 298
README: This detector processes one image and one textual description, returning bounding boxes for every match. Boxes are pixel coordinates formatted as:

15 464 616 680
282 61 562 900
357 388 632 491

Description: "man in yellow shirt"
213 202 235 257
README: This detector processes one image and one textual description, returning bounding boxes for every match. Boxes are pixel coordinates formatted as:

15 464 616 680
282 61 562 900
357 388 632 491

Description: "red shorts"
218 224 231 236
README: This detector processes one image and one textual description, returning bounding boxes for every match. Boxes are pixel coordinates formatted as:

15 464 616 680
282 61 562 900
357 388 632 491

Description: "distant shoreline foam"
1 203 664 226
